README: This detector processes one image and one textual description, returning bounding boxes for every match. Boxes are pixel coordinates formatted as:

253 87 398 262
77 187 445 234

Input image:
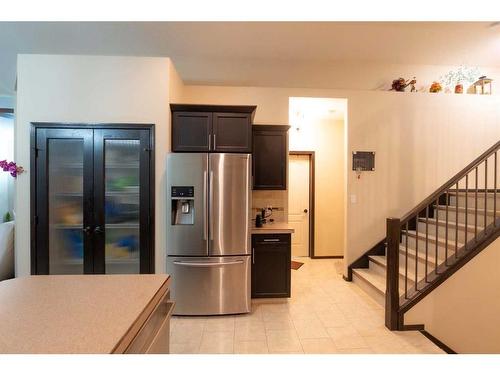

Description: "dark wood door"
172 111 212 152
252 126 288 190
93 128 153 274
34 128 94 274
251 234 291 298
212 112 252 153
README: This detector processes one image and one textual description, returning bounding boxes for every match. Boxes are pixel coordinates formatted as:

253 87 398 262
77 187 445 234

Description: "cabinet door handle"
173 260 243 267
252 248 255 264
208 133 211 151
209 170 214 241
82 226 93 235
213 134 216 150
263 239 280 242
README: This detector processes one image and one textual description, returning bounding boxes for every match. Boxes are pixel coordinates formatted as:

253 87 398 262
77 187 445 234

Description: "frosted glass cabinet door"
33 125 153 275
35 128 94 274
93 129 152 274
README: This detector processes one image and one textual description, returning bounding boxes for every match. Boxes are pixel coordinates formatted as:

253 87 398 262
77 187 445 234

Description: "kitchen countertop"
0 274 170 354
252 222 295 234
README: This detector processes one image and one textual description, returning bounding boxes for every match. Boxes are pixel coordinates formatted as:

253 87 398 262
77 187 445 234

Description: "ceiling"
0 22 499 96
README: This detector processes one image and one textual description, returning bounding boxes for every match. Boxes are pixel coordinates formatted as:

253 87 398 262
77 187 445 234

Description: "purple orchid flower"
0 159 23 178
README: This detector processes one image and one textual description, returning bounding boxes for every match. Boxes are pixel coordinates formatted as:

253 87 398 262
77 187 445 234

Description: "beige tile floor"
170 258 444 354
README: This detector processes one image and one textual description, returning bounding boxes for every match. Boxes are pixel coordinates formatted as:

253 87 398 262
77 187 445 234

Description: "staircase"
347 141 500 330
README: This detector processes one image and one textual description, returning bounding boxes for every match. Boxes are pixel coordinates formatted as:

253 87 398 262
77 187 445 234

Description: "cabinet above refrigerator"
170 104 256 153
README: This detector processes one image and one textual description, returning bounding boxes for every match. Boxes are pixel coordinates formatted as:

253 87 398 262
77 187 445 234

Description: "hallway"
170 258 444 354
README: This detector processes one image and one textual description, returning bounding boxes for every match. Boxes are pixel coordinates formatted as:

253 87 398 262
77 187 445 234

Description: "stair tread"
352 267 409 297
434 204 499 215
418 217 485 232
448 191 499 197
399 245 440 264
369 255 417 281
405 230 464 248
352 268 386 294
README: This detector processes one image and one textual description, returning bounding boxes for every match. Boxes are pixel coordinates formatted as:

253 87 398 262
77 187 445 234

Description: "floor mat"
291 260 304 270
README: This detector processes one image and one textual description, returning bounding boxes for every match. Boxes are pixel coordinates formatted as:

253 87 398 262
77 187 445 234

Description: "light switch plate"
350 194 357 204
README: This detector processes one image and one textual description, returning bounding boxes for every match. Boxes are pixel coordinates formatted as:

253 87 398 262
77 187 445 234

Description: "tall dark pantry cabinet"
31 123 154 275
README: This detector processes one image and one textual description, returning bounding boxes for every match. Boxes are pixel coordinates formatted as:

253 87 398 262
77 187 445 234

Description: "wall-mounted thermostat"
352 152 375 176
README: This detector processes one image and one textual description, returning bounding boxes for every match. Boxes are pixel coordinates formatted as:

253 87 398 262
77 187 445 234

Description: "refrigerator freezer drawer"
167 256 251 315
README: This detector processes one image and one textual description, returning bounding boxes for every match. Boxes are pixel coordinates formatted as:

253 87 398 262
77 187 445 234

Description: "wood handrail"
384 140 500 331
399 140 500 226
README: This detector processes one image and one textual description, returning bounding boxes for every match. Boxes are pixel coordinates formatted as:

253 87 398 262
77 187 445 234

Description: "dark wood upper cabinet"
212 112 252 153
252 125 290 190
251 234 291 298
170 104 256 153
172 111 212 152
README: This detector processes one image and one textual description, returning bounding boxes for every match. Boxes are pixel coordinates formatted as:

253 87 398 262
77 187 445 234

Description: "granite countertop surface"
0 274 169 354
251 221 295 234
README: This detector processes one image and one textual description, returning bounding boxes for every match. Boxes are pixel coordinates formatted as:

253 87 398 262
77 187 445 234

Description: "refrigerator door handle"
209 170 214 241
172 260 244 267
203 170 208 240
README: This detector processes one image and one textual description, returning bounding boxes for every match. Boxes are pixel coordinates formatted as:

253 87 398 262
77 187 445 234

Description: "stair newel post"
385 217 401 330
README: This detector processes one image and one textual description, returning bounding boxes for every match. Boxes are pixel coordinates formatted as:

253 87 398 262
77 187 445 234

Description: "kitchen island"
0 274 173 354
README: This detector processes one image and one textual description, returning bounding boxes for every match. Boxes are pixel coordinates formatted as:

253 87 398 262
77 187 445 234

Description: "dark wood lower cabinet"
251 234 291 298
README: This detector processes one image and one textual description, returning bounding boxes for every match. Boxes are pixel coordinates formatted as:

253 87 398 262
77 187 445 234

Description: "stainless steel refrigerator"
166 153 251 315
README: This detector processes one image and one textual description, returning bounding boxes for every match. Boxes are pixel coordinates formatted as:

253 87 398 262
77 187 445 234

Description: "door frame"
30 122 155 275
289 151 316 258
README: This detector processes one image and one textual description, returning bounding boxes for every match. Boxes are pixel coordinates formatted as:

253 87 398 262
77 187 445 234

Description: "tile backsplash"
252 190 288 223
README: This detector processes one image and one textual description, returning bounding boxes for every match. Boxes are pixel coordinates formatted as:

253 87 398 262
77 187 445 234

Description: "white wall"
180 85 500 272
14 56 500 278
405 237 500 353
0 115 14 222
15 54 172 276
0 96 14 108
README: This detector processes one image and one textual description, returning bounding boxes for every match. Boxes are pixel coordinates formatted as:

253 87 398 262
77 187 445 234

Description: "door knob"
95 226 104 234
303 209 308 213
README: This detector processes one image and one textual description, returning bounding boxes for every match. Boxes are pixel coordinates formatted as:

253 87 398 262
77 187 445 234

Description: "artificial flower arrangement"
439 65 480 94
0 160 24 177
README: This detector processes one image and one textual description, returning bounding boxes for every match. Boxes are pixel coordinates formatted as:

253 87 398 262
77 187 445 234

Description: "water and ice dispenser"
171 186 195 225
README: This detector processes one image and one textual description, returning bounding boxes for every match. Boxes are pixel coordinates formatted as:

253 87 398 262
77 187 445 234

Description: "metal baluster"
425 206 429 282
485 159 488 229
415 213 418 291
465 174 468 250
435 198 439 274
495 151 497 227
445 190 449 266
455 182 459 259
475 167 479 239
405 222 408 299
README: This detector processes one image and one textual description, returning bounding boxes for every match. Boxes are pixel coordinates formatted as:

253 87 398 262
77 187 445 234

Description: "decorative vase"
455 84 463 94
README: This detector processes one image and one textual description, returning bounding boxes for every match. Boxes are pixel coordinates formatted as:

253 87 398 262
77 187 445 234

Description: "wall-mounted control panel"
352 151 375 171
171 186 194 198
